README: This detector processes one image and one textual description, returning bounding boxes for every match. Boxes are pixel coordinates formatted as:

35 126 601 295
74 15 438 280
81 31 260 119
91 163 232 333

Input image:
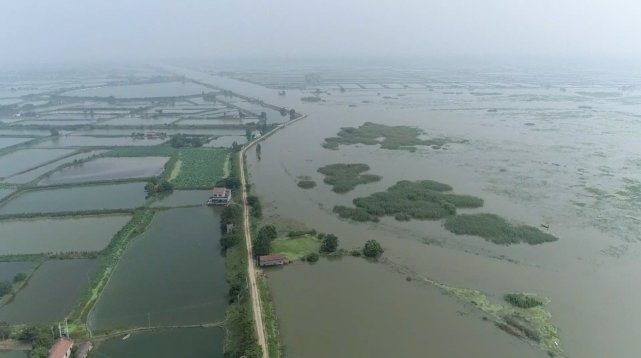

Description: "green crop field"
171 148 230 189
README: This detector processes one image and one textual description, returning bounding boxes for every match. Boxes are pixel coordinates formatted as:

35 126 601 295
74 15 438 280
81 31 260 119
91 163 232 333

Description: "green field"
270 235 321 260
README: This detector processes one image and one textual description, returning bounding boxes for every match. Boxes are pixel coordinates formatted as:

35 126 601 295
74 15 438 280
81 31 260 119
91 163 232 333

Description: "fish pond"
34 136 167 148
0 215 130 255
0 138 33 150
39 157 169 185
0 182 147 216
0 149 75 178
0 261 35 282
91 327 223 358
150 190 210 207
88 207 227 331
0 259 98 324
62 81 210 99
3 150 106 185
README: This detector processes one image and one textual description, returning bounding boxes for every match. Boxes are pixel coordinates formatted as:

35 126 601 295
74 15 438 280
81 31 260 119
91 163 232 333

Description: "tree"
253 225 278 257
289 108 296 119
320 234 338 253
362 240 384 257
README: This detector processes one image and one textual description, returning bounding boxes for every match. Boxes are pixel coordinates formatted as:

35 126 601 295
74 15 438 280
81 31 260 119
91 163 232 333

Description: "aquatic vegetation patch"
504 292 546 309
322 122 449 151
333 180 483 222
170 148 230 189
317 163 381 193
386 259 564 357
297 180 316 189
444 213 559 245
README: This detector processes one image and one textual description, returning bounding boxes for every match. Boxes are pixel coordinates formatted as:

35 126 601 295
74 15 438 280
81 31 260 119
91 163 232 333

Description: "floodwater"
0 182 146 215
0 215 130 255
173 66 641 357
3 150 107 184
0 137 32 150
0 259 97 324
268 259 542 357
90 327 223 358
40 157 168 185
62 81 210 98
0 261 34 282
0 351 27 358
0 149 75 178
89 207 227 331
150 190 209 207
0 189 14 201
34 136 167 148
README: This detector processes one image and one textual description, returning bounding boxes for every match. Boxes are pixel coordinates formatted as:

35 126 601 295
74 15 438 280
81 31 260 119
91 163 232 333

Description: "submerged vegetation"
334 179 483 222
297 180 316 189
322 122 450 151
444 214 559 245
387 260 564 357
317 163 381 193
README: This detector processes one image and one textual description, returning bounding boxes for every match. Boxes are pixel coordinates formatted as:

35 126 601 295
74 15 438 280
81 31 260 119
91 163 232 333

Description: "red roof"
49 338 73 358
212 187 227 195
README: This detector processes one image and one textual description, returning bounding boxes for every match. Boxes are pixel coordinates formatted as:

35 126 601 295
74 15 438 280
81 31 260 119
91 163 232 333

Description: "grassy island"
317 163 381 193
322 122 449 151
444 213 558 245
334 179 483 222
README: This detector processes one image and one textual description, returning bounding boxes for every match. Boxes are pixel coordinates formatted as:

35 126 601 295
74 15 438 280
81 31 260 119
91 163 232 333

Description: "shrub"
297 180 316 189
13 272 27 283
304 252 319 262
504 293 544 309
362 240 384 257
350 249 362 257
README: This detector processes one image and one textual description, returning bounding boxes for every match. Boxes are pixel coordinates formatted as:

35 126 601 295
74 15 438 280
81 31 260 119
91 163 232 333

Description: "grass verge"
259 276 282 358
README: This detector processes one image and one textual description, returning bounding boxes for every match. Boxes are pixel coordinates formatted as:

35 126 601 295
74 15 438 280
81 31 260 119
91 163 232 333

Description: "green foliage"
254 225 278 257
270 235 321 261
317 163 381 193
287 229 316 237
362 240 384 257
144 178 174 197
444 213 559 245
504 293 545 309
323 122 449 151
29 347 50 358
171 148 229 189
320 234 338 253
13 272 27 283
334 180 482 222
350 249 362 257
247 195 262 219
303 252 319 262
170 133 204 148
0 281 11 297
300 96 322 102
20 325 54 358
220 204 243 252
217 177 242 190
297 180 316 189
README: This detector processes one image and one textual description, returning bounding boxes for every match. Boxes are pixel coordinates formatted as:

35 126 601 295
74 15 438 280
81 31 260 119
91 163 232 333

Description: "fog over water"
1 0 641 65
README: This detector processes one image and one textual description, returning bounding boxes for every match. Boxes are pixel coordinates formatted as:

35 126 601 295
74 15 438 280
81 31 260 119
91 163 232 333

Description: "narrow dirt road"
239 146 268 358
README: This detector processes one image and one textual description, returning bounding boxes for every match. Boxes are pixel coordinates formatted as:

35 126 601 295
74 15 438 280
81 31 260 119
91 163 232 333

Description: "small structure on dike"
207 187 231 205
258 255 289 267
48 338 73 358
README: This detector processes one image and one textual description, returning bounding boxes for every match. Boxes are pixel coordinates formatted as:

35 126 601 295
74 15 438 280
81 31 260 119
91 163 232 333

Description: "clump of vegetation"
300 96 322 102
504 292 545 309
170 133 203 148
297 180 316 189
220 204 243 252
247 195 263 219
444 213 558 245
334 180 483 222
317 163 381 193
0 281 11 297
253 225 278 257
144 178 173 197
287 229 316 237
319 234 339 253
303 252 319 262
322 122 450 151
350 249 362 257
18 325 55 358
362 239 384 257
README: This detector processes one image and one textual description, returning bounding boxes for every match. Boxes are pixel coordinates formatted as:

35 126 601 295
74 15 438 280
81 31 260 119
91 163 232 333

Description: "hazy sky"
1 0 641 65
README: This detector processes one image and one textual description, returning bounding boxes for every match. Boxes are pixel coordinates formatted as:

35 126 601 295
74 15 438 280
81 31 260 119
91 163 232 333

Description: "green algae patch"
322 122 449 151
334 180 483 222
317 163 381 193
386 260 564 357
444 213 558 245
270 235 321 261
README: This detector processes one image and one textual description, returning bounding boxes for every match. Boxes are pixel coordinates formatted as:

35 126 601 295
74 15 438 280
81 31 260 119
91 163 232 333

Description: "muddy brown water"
169 66 641 357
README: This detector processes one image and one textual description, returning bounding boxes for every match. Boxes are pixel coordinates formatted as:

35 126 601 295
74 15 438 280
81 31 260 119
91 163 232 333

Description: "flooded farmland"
177 65 641 357
0 182 147 215
0 149 75 178
89 207 227 331
91 327 223 358
39 157 169 185
0 215 130 255
0 259 97 324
